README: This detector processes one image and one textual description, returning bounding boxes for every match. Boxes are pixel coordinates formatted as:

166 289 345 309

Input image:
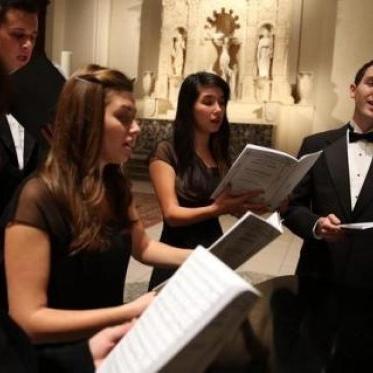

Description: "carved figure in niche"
208 32 232 82
205 8 240 97
257 25 274 79
171 27 186 77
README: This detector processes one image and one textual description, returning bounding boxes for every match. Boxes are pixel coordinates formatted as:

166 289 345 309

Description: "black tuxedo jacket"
0 115 39 217
0 54 64 218
284 124 373 287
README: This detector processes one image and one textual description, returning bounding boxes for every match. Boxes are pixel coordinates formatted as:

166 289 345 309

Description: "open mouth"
123 143 134 151
17 55 29 62
211 118 222 124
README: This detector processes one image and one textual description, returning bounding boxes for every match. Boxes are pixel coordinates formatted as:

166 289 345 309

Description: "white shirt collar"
349 120 363 134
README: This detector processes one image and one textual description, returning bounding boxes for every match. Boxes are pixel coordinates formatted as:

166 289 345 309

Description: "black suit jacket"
284 124 373 287
0 115 39 217
0 54 64 218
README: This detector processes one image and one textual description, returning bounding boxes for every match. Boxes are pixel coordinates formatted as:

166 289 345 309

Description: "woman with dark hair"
148 71 266 289
3 65 190 344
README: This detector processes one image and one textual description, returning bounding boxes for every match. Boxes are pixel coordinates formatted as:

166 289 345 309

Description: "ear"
350 83 357 99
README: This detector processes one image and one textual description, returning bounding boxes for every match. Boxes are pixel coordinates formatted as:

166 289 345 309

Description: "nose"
213 101 223 113
21 37 34 51
130 120 141 135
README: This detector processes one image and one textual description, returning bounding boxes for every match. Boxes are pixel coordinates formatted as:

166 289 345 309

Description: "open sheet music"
152 212 284 293
339 222 373 230
97 247 259 373
211 144 322 210
209 211 283 270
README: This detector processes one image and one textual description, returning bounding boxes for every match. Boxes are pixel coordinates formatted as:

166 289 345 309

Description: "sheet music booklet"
211 144 322 210
208 210 283 270
97 247 260 373
339 222 373 230
153 211 283 291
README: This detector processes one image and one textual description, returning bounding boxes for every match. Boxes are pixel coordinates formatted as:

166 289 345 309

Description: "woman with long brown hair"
3 65 190 344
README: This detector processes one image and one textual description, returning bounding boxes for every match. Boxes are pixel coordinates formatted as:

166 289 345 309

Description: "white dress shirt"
347 120 373 210
312 121 373 238
6 114 25 170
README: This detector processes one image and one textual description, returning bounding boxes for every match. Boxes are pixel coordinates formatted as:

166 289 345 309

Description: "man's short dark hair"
0 0 41 24
354 60 373 85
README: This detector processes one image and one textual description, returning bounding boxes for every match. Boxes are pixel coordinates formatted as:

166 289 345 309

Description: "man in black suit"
284 60 373 287
0 0 63 217
0 0 39 217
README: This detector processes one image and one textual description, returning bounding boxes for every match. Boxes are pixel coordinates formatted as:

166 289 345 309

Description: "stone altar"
135 0 315 156
128 118 274 180
138 0 295 121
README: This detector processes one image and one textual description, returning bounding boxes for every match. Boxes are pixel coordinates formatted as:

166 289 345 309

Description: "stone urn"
297 71 313 105
142 71 154 97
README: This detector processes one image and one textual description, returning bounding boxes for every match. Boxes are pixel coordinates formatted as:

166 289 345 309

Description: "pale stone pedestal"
227 101 264 123
136 98 156 118
275 104 315 156
137 98 172 118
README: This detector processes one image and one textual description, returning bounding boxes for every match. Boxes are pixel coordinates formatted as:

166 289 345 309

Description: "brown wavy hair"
40 66 135 252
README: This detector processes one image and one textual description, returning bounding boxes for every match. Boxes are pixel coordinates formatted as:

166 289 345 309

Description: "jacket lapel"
0 115 17 158
0 114 37 170
352 157 373 219
23 130 36 169
325 132 352 220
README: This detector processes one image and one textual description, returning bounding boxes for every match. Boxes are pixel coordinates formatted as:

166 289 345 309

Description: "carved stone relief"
204 8 241 98
142 0 299 120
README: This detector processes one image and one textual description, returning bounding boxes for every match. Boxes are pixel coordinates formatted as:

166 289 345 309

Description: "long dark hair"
173 71 231 176
41 66 134 252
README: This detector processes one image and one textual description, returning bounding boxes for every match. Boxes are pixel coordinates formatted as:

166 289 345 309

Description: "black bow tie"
349 130 373 143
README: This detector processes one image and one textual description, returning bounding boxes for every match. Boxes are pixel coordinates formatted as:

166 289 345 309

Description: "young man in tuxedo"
0 0 65 213
0 0 44 216
284 60 373 287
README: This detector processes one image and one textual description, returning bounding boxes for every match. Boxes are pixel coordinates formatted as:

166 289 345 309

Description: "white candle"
60 50 72 77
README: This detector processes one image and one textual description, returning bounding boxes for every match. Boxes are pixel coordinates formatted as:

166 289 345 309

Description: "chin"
211 126 221 133
11 63 27 73
119 156 130 164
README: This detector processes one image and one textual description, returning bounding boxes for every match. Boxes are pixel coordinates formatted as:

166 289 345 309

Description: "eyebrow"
200 94 224 99
9 27 38 34
115 105 137 114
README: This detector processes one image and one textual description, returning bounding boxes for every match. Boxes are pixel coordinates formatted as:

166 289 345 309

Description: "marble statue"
216 35 232 82
206 28 239 96
257 26 274 79
171 28 186 77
